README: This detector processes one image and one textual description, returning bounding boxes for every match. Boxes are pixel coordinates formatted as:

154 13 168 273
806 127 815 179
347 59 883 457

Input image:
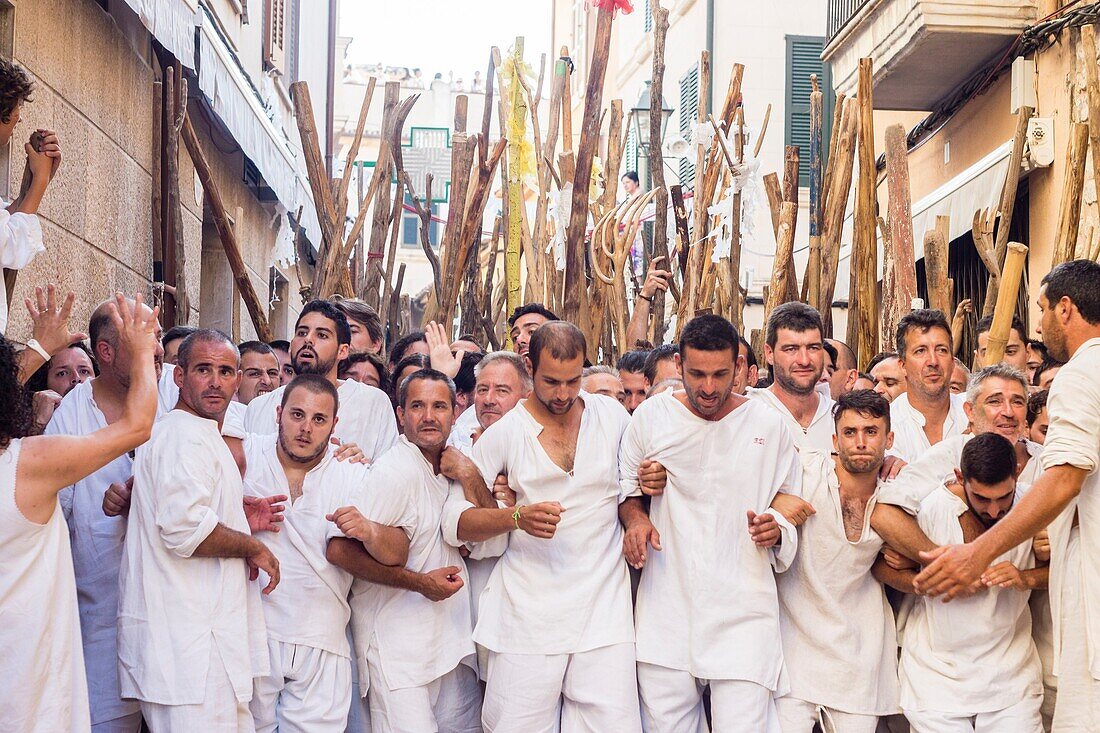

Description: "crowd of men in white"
1 257 1099 733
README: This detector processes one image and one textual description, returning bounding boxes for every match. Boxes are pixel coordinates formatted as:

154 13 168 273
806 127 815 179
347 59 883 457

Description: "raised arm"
16 293 156 523
625 258 670 349
15 285 88 384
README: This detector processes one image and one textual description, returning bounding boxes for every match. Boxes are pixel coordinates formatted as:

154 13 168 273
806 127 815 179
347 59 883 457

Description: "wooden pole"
335 76 377 224
923 220 951 314
780 146 801 303
1053 122 1088 265
164 71 191 324
677 49 710 335
985 242 1029 364
649 0 671 342
884 123 918 312
181 117 273 341
819 98 858 333
504 39 527 331
983 106 1031 316
850 58 877 363
563 6 616 325
1080 25 1100 237
764 202 798 323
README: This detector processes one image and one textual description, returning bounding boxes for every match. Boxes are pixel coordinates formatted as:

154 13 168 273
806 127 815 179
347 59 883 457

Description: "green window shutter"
678 64 699 186
624 125 639 180
785 36 833 188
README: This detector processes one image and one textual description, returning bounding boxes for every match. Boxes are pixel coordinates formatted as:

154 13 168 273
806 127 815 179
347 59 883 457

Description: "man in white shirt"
775 390 898 732
507 302 557 358
236 341 281 406
916 260 1100 729
45 296 166 733
327 369 482 732
823 338 859 399
1 292 156 733
887 309 968 462
749 302 835 453
245 299 396 460
118 330 279 730
876 433 1045 731
246 374 409 732
448 322 641 732
620 314 801 733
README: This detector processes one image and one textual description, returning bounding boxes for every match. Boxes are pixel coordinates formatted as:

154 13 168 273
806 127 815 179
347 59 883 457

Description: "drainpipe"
706 0 714 113
325 0 338 178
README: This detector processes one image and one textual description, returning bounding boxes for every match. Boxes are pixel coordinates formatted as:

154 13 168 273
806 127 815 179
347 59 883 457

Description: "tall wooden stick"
819 98 858 333
851 58 877 364
983 106 1032 316
985 242 1029 364
1080 26 1100 237
764 202 798 323
335 76 377 224
164 70 190 324
884 123 918 313
677 49 710 336
648 0 671 342
504 39 528 329
1053 122 1088 265
923 219 951 314
563 6 616 325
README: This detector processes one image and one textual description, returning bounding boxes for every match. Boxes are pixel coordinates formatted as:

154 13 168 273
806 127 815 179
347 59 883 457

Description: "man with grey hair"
448 351 532 455
582 364 625 404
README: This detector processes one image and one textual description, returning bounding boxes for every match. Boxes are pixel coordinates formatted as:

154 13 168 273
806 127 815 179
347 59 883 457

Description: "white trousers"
140 646 254 732
638 662 780 733
482 643 640 733
251 638 351 733
1052 528 1099 732
775 696 879 733
90 712 142 733
365 651 481 733
903 693 1043 733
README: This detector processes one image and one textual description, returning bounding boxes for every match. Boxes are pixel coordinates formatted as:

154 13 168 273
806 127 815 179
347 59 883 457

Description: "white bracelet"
25 338 51 362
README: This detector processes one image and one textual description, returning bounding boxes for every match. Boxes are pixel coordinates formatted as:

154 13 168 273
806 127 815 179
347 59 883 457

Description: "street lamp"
631 80 674 152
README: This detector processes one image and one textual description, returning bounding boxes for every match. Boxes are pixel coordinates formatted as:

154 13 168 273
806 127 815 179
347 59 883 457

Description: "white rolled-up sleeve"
770 511 799 573
878 439 959 515
152 441 221 558
1042 350 1100 474
0 207 45 268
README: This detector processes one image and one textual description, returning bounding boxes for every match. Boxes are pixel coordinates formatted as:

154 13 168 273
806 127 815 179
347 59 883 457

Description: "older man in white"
245 374 409 732
620 314 801 733
118 330 279 730
327 369 481 732
775 390 898 732
448 323 641 732
876 433 1045 731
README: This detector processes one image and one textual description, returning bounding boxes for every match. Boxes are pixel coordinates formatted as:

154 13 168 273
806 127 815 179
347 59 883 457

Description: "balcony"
823 0 1037 111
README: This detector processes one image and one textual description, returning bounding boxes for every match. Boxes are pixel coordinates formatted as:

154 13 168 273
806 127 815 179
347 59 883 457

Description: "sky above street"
341 0 554 81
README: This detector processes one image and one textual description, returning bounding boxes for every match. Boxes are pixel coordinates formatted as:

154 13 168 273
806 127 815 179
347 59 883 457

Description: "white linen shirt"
899 486 1041 713
620 392 802 688
117 410 268 705
348 437 474 691
243 434 378 658
747 386 836 453
1042 337 1100 681
460 393 636 656
887 391 968 462
244 379 397 460
0 200 44 334
777 450 898 715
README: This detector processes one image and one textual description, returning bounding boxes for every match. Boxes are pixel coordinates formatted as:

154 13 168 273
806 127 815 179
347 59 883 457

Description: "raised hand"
244 494 286 533
25 285 87 357
640 256 672 300
424 320 464 378
109 291 159 360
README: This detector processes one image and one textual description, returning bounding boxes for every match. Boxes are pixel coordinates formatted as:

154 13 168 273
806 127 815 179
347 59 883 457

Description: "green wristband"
512 506 523 530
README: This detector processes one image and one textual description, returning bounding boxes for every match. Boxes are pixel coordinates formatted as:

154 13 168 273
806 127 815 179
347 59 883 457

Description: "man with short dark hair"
119 329 279 728
824 338 859 399
451 322 642 731
643 343 680 390
889 309 967 461
268 339 295 385
1026 339 1047 384
388 331 428 369
339 351 389 392
776 390 899 731
915 260 1100 729
974 313 1029 372
236 340 281 405
617 349 650 413
751 302 835 453
507 302 559 358
161 326 197 366
245 300 396 461
1033 356 1063 391
620 314 801 731
875 433 1045 731
331 298 383 354
868 352 906 403
733 336 760 395
327 369 484 730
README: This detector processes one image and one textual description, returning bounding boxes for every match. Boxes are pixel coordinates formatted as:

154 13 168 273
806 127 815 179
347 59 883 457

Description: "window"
678 64 699 186
623 125 638 183
402 194 439 249
263 0 287 74
785 35 833 187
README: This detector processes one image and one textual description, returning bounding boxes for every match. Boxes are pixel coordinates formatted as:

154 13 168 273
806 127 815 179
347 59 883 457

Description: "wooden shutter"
785 36 832 187
264 0 287 74
678 64 699 185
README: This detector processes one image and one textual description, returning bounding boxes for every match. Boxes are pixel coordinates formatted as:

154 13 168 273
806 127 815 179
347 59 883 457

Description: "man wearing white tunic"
246 374 410 732
887 309 968 462
118 330 279 730
0 293 156 733
775 390 898 732
916 260 1100 730
327 369 482 732
43 296 166 733
876 433 1045 731
245 299 396 459
748 302 835 454
447 322 641 732
619 314 801 733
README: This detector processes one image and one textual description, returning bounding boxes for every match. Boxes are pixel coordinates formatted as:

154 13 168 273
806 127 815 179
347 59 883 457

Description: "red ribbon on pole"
589 0 633 13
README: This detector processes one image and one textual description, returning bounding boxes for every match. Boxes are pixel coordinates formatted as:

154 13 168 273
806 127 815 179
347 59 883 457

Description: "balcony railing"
827 0 871 40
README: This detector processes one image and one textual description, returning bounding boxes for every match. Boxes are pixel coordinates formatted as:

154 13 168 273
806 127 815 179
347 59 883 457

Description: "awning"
195 11 322 247
116 0 197 70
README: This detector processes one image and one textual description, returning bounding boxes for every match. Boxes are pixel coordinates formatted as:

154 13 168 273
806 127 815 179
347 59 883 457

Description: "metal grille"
827 0 870 40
